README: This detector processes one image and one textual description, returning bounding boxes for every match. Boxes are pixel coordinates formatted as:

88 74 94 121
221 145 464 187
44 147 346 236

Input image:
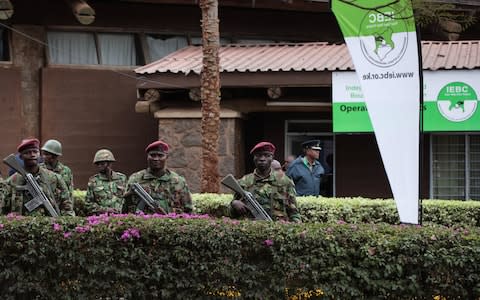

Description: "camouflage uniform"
40 161 74 196
85 171 127 214
0 176 7 213
2 167 75 216
233 170 301 222
123 168 192 214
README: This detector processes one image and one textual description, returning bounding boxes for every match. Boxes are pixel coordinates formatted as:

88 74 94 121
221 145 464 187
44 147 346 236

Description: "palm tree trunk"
200 0 220 192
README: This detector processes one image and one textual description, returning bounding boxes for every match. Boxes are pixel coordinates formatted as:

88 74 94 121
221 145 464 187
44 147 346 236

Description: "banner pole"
416 21 424 226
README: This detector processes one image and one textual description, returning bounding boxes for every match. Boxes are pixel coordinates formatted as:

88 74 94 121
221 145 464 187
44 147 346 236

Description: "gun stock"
3 154 27 177
221 174 272 221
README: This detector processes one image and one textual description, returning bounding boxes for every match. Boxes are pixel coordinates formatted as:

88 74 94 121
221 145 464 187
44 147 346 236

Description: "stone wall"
157 116 244 193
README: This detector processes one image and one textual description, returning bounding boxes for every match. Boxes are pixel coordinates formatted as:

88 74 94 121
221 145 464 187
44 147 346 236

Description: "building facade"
0 0 479 199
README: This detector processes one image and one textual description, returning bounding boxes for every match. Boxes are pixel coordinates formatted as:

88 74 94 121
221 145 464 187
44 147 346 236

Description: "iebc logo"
358 6 409 68
437 82 478 122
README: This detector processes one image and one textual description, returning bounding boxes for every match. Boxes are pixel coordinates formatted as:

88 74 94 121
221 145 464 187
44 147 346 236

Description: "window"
146 35 188 62
190 36 232 46
0 27 10 61
98 33 138 66
47 31 142 66
431 134 480 200
470 135 480 199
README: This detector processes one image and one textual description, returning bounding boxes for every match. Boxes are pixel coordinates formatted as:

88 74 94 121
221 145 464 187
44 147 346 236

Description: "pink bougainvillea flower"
6 213 23 221
87 214 111 225
337 220 346 225
63 232 72 238
129 228 140 238
264 239 274 247
120 231 131 241
75 226 91 233
299 230 307 239
0 223 4 230
121 228 141 241
52 223 61 231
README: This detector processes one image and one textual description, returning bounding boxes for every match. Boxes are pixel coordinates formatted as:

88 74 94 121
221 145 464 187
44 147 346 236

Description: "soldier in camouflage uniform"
40 139 74 197
231 141 301 222
123 140 192 214
85 149 127 214
1 138 74 216
0 172 6 213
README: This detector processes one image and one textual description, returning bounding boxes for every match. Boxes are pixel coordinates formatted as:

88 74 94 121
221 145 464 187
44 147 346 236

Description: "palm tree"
199 0 221 192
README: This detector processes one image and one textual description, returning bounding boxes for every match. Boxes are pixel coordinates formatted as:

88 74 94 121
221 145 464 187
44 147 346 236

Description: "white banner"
332 0 420 223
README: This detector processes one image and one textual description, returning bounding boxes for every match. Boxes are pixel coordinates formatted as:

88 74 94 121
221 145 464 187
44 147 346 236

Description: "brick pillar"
12 25 45 138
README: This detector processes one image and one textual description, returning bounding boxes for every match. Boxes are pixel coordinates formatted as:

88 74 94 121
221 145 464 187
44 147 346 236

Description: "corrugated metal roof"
135 41 480 75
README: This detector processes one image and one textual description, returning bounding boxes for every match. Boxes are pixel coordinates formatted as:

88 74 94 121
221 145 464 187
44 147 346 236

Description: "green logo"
359 5 410 67
437 82 478 122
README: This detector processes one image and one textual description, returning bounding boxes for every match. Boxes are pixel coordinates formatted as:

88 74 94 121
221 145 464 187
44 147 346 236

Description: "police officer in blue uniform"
286 140 325 196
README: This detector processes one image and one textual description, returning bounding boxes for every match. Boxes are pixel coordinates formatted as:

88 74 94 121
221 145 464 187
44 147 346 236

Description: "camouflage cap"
93 149 116 163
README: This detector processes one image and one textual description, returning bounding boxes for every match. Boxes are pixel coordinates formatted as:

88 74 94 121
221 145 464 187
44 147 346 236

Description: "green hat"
93 149 116 163
41 139 62 156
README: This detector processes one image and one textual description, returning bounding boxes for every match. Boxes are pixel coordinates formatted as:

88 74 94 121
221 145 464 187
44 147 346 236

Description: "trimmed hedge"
0 214 479 299
73 190 480 226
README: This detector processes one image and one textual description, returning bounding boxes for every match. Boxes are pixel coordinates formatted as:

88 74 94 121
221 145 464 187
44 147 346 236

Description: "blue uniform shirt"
286 156 325 196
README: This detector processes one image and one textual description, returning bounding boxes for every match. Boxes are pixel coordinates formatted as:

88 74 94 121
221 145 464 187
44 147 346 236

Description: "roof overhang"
137 71 332 89
135 41 480 90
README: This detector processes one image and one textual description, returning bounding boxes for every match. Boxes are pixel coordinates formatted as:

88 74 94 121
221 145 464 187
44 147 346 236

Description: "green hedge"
73 190 480 226
0 214 479 299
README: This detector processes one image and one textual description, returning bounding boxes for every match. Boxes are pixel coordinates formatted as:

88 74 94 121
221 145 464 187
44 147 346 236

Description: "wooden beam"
135 99 164 113
438 20 462 41
148 97 331 114
220 97 331 112
428 0 480 6
65 0 95 25
119 0 330 12
153 107 243 118
136 71 333 89
0 0 13 20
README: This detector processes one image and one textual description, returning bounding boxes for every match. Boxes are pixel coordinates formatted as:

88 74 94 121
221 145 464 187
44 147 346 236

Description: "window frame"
0 27 12 63
430 132 480 200
285 119 335 196
46 29 145 68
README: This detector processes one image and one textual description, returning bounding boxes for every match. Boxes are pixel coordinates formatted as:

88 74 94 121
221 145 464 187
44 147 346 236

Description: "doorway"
285 120 334 197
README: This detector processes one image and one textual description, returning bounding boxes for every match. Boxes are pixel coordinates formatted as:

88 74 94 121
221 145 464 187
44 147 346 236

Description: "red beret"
17 138 40 153
145 140 169 153
250 141 276 155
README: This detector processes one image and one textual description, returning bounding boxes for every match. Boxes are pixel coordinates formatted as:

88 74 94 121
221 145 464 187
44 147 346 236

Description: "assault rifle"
221 174 272 221
132 183 167 215
3 154 59 217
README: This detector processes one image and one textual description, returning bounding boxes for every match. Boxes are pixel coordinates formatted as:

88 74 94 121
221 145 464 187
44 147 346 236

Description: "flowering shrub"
0 213 480 299
72 190 480 226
